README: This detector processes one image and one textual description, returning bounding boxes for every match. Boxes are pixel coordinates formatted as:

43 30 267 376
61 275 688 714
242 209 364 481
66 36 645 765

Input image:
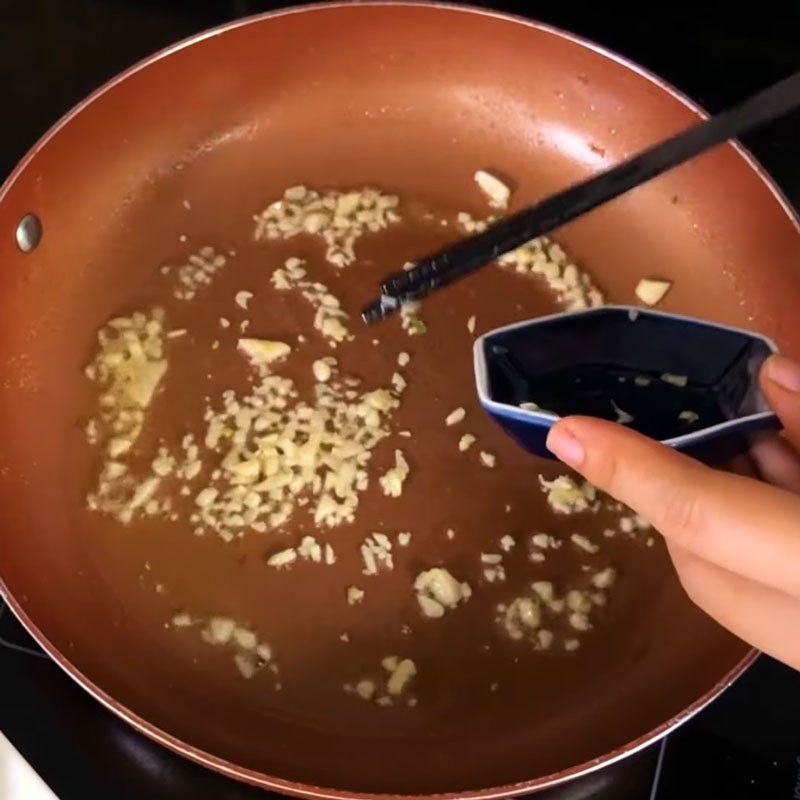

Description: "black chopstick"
362 69 800 324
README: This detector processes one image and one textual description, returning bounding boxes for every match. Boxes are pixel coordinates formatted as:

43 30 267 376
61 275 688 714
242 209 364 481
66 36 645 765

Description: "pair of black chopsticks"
361 70 800 324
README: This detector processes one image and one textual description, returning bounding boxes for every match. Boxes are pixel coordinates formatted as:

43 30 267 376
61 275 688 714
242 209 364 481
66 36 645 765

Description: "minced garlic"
501 597 542 641
635 278 672 306
570 533 599 554
171 612 278 685
235 290 253 310
254 185 400 268
85 309 172 523
346 656 417 707
379 450 409 497
267 548 297 569
540 475 597 514
414 567 471 618
361 533 394 575
500 534 516 552
399 301 427 336
346 586 365 605
271 257 352 346
237 338 291 368
458 434 476 452
661 372 688 387
445 407 466 426
474 169 511 210
191 355 400 540
162 246 227 301
491 232 604 312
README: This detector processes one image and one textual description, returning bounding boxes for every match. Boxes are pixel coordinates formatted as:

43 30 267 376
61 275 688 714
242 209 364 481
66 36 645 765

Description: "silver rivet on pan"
15 213 42 252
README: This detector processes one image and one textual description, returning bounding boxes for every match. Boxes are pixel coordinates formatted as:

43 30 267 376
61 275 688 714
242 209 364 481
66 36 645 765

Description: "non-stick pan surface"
0 4 798 797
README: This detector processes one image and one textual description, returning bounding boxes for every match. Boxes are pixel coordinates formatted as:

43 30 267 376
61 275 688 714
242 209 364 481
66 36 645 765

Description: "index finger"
546 416 800 599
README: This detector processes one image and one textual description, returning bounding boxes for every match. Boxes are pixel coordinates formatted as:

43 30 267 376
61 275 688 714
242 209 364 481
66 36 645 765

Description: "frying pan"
0 3 798 798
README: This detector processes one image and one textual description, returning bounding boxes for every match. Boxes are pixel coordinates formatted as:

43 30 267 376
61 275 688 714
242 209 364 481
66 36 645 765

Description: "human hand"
545 353 800 670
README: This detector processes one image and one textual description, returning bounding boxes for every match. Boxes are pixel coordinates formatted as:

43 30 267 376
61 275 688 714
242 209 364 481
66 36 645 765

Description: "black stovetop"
2 3 800 799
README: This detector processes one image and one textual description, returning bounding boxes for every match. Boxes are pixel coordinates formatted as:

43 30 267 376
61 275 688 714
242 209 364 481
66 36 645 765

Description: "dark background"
2 2 800 203
1 3 800 799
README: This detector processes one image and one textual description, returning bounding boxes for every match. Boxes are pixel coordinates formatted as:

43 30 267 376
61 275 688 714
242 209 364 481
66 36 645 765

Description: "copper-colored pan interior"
0 4 798 797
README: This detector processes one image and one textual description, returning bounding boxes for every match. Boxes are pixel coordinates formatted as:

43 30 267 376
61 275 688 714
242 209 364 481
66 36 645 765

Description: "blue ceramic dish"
474 306 780 464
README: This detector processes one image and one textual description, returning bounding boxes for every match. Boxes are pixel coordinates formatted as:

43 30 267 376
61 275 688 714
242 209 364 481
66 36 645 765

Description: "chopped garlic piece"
235 290 254 310
379 449 409 497
346 585 365 605
397 531 412 547
254 186 400 268
312 358 332 383
417 594 445 618
591 567 617 589
611 399 634 425
661 372 688 387
400 301 427 336
483 561 506 583
414 567 471 617
361 533 393 575
203 616 235 645
570 533 599 554
566 589 591 613
195 487 218 508
385 658 417 696
458 434 476 452
537 629 554 650
635 278 672 306
445 407 466 426
569 611 591 631
501 597 541 641
474 169 511 210
398 352 410 367
531 532 561 550
267 548 297 568
479 451 496 468
467 315 476 334
500 534 516 552
355 679 376 700
531 581 555 603
540 475 597 514
237 338 291 367
679 409 699 423
297 535 322 563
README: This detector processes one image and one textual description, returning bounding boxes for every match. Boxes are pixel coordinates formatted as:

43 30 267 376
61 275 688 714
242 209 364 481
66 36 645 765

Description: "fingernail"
546 425 585 467
767 355 800 392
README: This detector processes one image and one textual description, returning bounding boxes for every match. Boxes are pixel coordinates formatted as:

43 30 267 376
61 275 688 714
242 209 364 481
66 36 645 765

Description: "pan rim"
0 2 787 797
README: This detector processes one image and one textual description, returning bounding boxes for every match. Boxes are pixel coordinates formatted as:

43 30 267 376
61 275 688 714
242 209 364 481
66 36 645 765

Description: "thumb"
545 416 800 599
760 354 800 451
